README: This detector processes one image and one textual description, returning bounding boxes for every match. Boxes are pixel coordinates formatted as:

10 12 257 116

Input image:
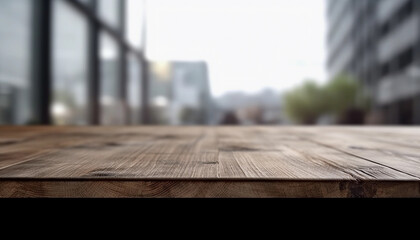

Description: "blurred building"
0 0 145 125
327 0 420 124
148 61 214 125
215 89 285 125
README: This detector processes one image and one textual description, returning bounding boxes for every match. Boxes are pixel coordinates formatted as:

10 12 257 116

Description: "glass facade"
0 0 33 125
52 0 89 125
98 0 121 29
0 0 145 126
99 32 124 125
127 54 142 124
77 0 91 6
126 0 144 48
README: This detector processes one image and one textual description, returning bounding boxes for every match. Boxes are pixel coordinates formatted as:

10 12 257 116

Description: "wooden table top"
1 126 420 198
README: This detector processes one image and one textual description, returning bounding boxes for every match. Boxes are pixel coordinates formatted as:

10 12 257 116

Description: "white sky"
138 0 327 97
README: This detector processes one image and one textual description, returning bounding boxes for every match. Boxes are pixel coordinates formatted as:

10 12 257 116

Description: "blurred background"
1 0 420 126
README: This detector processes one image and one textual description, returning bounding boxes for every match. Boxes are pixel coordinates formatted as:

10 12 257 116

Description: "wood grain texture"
0 126 420 198
291 127 420 179
1 180 419 198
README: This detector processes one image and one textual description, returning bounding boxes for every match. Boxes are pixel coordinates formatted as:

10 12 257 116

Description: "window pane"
149 62 172 124
52 0 89 125
100 32 123 125
98 0 120 29
127 54 142 124
77 0 91 6
0 0 32 125
126 0 144 48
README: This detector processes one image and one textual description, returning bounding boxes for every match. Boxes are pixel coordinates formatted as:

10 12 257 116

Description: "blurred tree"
284 81 326 124
325 75 368 114
325 74 370 124
284 74 370 125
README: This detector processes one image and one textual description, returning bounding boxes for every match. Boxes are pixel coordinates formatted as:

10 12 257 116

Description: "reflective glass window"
127 53 142 124
99 31 123 125
0 0 32 125
52 0 89 125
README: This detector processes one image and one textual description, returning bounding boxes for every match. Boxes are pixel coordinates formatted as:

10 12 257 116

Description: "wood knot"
220 146 259 152
88 169 116 177
202 161 218 165
340 181 378 198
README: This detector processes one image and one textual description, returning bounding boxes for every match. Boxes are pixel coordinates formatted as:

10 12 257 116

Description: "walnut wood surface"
1 126 419 198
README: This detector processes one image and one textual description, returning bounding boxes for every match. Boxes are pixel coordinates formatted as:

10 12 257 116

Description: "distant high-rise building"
327 0 420 124
148 61 214 125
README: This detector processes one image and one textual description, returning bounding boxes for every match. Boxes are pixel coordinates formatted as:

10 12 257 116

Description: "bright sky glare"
139 0 327 97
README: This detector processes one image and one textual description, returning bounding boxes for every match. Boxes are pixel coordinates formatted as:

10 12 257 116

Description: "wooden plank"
260 127 417 180
215 127 415 180
218 144 414 180
0 126 198 170
0 179 419 198
0 127 221 178
0 126 418 180
0 127 80 170
1 126 420 198
0 127 152 171
292 127 420 178
0 126 402 180
345 127 420 149
0 138 219 178
218 151 351 179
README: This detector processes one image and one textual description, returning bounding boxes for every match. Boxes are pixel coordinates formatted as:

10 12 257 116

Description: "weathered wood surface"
0 126 420 198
